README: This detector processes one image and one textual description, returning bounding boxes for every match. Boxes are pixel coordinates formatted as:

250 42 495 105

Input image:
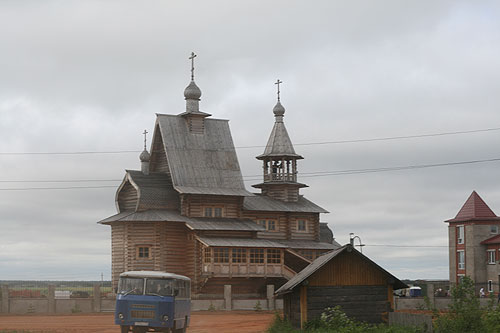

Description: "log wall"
182 194 243 218
149 125 171 175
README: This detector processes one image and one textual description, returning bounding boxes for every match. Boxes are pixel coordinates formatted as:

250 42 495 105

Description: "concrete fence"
1 284 283 314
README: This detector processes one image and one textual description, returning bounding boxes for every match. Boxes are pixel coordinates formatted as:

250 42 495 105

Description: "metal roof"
277 240 340 250
156 114 252 197
275 245 408 295
120 271 190 281
243 194 328 213
98 209 264 232
196 236 287 248
445 191 500 223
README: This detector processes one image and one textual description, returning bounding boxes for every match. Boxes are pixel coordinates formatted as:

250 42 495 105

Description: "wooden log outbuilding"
275 244 408 328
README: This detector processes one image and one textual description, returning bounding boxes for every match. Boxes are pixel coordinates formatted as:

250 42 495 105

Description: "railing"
264 173 297 182
202 262 285 278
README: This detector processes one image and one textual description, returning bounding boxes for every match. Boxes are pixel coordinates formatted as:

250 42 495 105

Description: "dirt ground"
0 311 275 333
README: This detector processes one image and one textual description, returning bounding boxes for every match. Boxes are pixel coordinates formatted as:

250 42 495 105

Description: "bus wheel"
132 327 147 333
172 328 186 333
120 325 129 333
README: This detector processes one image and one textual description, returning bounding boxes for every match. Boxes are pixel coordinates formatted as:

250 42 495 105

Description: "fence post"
427 283 435 307
1 284 9 313
267 284 275 310
93 284 101 313
224 285 231 311
48 285 55 313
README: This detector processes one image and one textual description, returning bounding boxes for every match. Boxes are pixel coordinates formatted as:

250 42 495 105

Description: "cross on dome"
189 52 197 81
275 79 283 102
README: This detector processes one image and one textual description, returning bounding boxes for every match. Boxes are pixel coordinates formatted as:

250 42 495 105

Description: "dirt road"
0 311 275 333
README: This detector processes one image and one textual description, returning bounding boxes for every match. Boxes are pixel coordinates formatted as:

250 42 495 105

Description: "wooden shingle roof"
275 245 407 295
243 194 328 213
156 114 252 196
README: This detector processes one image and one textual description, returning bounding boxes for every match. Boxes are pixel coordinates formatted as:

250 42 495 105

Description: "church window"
300 250 315 260
489 280 493 292
232 248 247 263
204 206 224 218
267 249 281 263
457 226 464 244
250 249 264 263
256 219 277 231
137 246 151 259
457 250 465 270
488 250 496 264
213 248 229 263
297 220 307 232
204 247 212 263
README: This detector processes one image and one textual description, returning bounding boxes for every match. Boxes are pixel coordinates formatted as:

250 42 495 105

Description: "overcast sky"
1 0 499 281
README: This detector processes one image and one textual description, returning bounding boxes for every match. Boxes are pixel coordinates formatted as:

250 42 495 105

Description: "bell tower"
252 80 307 202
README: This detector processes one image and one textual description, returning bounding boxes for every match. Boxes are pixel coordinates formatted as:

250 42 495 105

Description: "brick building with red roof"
445 191 500 293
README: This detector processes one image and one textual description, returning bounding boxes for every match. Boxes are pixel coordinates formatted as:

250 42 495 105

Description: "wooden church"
99 55 339 297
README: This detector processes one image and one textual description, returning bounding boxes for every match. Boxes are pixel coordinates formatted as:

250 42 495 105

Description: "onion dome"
184 80 202 100
139 148 150 162
273 101 285 117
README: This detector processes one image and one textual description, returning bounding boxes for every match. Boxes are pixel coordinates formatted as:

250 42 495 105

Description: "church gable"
116 178 138 212
149 124 171 175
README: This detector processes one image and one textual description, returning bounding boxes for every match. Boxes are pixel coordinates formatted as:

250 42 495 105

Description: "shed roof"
156 114 252 197
196 236 287 248
243 194 328 213
445 191 500 223
98 209 264 231
275 244 408 295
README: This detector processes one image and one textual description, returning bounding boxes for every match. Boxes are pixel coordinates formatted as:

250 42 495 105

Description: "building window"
267 249 281 263
213 248 229 263
489 280 494 293
491 225 499 234
137 246 151 259
204 247 211 263
297 220 307 232
457 225 464 244
249 249 264 263
204 206 224 218
299 250 316 260
457 250 465 270
232 248 247 263
488 250 496 264
257 219 277 231
458 274 465 284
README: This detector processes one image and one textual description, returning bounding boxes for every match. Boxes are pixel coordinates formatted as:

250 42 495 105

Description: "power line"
1 126 499 155
1 156 500 190
0 179 122 183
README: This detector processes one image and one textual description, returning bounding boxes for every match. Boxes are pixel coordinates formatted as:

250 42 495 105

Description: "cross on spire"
275 79 283 102
142 129 148 150
189 52 197 81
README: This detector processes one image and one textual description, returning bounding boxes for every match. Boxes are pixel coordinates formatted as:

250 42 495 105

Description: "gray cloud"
1 0 500 280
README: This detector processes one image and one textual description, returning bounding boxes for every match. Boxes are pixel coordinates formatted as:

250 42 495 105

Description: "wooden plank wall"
182 194 243 218
307 285 389 324
117 181 138 212
308 251 387 286
111 223 126 290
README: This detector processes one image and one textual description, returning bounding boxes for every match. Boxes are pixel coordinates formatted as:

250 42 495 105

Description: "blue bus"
115 271 191 333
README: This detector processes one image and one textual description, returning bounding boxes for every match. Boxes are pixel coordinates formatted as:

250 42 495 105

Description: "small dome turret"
273 101 285 117
139 148 150 162
184 80 202 100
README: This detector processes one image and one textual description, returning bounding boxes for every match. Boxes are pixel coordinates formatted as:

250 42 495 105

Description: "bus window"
146 279 174 296
117 277 144 295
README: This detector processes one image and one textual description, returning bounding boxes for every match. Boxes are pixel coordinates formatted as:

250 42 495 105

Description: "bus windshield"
145 279 174 296
117 277 144 295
